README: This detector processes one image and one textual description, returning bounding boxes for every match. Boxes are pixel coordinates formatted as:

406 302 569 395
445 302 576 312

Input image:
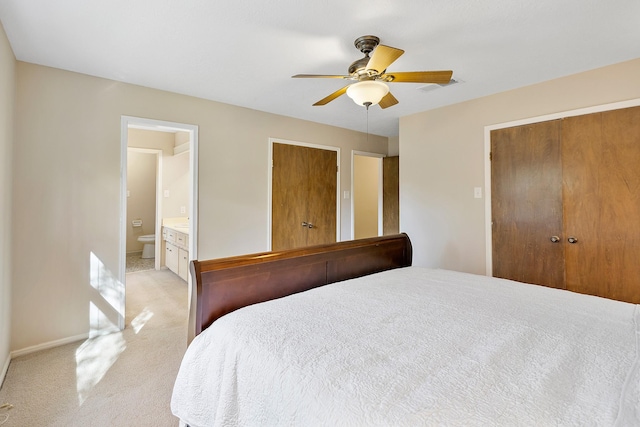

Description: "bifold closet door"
491 120 566 289
562 106 640 303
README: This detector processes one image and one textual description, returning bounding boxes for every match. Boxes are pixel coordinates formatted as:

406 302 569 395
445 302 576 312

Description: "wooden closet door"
272 143 309 250
562 106 640 303
491 120 566 289
305 146 337 246
272 143 337 251
383 156 400 235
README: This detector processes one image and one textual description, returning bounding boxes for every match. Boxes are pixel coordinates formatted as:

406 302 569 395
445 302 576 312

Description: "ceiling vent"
418 78 463 93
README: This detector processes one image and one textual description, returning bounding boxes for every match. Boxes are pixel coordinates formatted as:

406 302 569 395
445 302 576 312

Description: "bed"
171 234 640 426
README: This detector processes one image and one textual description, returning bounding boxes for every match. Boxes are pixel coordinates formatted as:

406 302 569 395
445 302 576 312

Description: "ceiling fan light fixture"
346 81 389 107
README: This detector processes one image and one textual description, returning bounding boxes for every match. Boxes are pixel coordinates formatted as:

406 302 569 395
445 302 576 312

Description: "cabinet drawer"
176 232 188 248
165 229 177 243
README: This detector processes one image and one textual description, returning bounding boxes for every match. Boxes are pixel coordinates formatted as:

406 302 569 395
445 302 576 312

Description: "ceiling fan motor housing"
354 35 380 54
349 35 381 77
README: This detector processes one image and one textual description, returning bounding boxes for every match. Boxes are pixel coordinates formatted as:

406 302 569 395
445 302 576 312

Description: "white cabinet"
163 226 189 281
178 248 189 281
165 242 179 274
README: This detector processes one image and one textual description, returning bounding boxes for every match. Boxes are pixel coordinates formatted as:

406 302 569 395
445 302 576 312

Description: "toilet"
138 234 156 259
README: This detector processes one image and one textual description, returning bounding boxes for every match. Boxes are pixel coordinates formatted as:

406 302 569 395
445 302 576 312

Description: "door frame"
119 116 199 331
267 138 340 251
483 98 640 276
350 150 385 240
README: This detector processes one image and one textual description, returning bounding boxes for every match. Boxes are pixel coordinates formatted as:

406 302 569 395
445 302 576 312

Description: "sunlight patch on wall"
89 252 124 336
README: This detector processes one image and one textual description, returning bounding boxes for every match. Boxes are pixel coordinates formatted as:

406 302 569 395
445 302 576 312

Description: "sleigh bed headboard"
188 233 412 342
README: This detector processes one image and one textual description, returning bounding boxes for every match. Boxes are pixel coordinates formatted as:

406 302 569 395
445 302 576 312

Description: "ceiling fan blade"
378 92 399 109
313 86 349 106
366 45 404 74
292 74 350 79
382 70 453 84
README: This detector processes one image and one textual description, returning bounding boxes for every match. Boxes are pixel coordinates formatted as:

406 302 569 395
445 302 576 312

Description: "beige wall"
126 150 157 252
353 155 380 239
388 136 399 157
11 61 388 351
126 128 190 252
400 58 640 274
162 151 189 219
0 22 15 379
128 128 174 155
175 131 190 146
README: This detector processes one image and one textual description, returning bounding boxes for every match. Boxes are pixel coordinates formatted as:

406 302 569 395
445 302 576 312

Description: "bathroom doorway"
126 148 161 272
119 116 198 331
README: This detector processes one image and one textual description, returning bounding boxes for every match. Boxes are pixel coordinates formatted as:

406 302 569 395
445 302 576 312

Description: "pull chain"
365 102 371 144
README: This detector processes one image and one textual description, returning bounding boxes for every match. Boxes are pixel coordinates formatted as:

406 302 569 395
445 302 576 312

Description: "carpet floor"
0 269 188 426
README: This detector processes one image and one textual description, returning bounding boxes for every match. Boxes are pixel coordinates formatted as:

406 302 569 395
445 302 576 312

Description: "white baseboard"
0 352 9 387
10 333 88 359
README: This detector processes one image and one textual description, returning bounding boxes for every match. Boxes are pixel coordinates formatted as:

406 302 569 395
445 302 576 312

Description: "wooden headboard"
188 233 412 340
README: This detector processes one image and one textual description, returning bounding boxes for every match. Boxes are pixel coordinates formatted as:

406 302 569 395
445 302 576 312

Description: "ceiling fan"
292 35 453 109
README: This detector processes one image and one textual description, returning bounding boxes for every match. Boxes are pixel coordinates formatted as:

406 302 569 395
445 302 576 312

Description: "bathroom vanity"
163 220 189 281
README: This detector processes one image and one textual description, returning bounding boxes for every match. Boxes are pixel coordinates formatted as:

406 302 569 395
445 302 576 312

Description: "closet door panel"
562 106 640 303
383 156 400 235
272 143 309 251
491 120 565 288
306 147 337 247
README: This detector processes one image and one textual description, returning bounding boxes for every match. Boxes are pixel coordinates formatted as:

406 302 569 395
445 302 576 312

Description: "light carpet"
0 269 188 426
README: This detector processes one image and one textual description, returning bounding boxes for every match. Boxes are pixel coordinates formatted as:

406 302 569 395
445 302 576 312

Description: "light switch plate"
474 187 482 199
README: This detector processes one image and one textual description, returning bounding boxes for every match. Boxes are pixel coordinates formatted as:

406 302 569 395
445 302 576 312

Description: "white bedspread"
171 267 640 426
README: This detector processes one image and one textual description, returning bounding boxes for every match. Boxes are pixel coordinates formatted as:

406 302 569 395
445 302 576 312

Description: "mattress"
171 267 640 426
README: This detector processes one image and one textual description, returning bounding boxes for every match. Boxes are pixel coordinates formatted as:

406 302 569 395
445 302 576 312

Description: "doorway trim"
267 138 340 251
120 116 199 330
483 97 640 276
351 151 385 240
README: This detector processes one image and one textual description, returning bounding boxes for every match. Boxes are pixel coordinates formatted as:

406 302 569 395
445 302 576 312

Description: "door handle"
550 236 560 243
301 222 308 227
307 223 314 229
568 237 578 244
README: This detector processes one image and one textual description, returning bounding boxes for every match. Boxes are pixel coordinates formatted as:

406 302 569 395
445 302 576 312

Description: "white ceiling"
1 0 639 137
